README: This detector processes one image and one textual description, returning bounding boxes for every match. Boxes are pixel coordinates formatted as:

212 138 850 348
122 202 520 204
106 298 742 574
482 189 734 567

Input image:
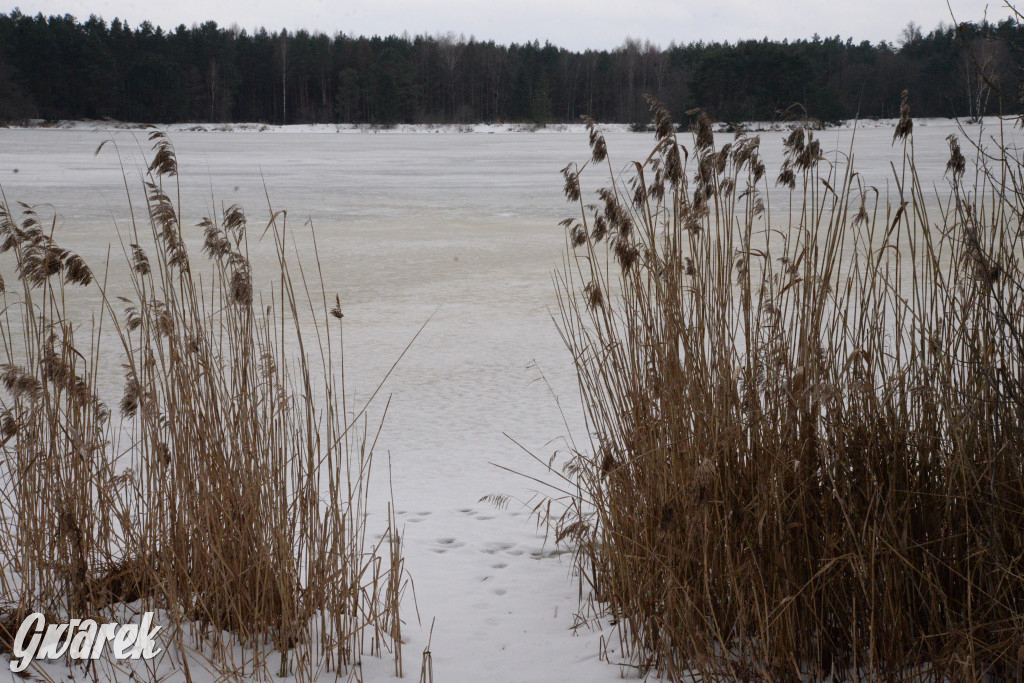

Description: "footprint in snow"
432 537 466 553
457 508 495 520
481 541 515 555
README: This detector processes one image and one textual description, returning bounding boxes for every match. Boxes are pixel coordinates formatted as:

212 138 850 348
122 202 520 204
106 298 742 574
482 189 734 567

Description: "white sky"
4 0 1014 51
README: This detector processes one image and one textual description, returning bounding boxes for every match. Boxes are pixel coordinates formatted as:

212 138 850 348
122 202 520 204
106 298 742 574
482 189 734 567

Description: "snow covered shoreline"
4 116 997 136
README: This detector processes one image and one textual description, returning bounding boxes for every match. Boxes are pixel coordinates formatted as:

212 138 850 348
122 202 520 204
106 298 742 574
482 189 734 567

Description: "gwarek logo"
9 612 162 672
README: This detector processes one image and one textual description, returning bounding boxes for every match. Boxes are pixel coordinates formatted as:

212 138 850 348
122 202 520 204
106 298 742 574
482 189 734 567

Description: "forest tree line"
1 10 1021 125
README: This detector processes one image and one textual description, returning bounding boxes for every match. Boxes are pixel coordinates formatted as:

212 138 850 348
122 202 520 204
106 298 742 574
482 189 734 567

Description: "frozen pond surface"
1 118 1020 681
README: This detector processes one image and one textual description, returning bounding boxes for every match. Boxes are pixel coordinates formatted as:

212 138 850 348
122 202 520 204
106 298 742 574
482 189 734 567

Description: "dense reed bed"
555 100 1024 680
0 132 407 680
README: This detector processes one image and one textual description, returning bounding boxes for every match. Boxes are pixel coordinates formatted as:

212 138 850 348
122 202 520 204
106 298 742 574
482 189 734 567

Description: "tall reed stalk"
555 99 1024 680
0 131 408 680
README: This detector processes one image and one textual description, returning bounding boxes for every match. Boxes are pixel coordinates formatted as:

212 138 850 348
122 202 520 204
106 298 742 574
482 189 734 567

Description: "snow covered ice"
1 118 1020 681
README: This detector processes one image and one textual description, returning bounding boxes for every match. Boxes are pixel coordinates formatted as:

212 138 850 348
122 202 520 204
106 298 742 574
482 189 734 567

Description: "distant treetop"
1 10 1021 125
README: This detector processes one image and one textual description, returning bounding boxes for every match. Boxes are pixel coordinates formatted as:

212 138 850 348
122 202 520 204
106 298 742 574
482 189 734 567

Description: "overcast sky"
6 0 1014 50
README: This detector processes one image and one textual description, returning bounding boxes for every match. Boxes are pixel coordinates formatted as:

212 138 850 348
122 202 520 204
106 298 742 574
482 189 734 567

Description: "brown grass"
553 100 1024 680
0 131 409 680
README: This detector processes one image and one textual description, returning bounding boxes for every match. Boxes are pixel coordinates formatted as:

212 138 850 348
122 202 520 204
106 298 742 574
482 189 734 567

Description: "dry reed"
0 131 409 680
553 99 1024 680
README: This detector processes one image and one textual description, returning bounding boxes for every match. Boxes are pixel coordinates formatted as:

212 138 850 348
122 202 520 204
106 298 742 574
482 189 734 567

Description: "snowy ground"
1 117 1021 682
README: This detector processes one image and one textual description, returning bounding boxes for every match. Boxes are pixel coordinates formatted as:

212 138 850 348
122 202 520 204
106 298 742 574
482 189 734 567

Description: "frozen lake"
0 118 1018 681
